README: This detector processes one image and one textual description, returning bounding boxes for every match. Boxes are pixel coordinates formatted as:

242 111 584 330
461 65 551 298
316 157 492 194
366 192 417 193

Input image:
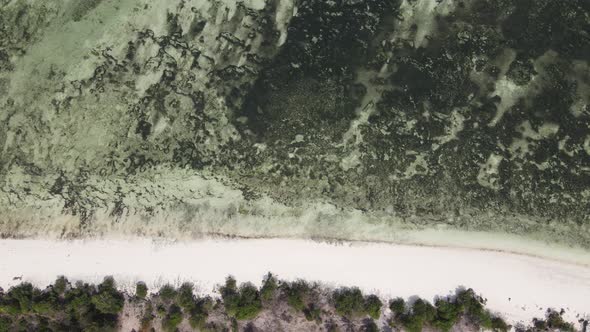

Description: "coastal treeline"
0 275 578 331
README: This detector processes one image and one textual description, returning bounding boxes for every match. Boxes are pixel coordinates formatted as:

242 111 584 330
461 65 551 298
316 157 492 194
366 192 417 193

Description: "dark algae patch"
0 0 589 247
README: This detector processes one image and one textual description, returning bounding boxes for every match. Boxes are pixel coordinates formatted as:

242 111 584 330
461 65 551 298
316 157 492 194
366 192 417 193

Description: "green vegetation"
220 277 262 320
333 287 365 317
158 284 177 303
0 277 123 331
173 282 212 330
91 277 125 315
283 280 325 322
389 289 509 332
491 317 510 332
0 316 12 332
389 297 406 316
162 304 183 332
53 277 67 295
363 295 383 320
333 287 382 319
188 301 209 330
260 273 278 302
432 298 462 331
460 291 492 327
400 299 437 332
529 309 575 332
0 1 588 329
189 298 213 330
177 282 195 311
0 276 575 332
283 280 311 312
135 282 147 299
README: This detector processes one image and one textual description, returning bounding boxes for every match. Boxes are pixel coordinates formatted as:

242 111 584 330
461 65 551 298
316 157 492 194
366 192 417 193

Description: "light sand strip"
1 238 589 326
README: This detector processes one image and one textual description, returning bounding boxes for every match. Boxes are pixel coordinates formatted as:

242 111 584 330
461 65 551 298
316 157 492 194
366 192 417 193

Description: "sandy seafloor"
1 235 589 328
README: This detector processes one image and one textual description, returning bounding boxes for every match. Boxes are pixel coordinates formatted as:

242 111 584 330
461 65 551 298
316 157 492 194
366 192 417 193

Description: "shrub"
177 283 195 311
162 304 183 332
91 290 124 315
62 280 122 330
333 288 382 319
333 287 365 317
0 296 20 316
220 277 239 313
189 309 207 329
0 276 538 332
65 286 93 316
456 289 493 327
546 310 573 330
389 297 406 316
188 297 212 329
400 299 436 332
135 282 148 299
532 310 574 332
220 277 238 303
453 289 510 331
364 295 382 319
159 284 177 303
491 316 509 332
0 316 12 332
91 277 124 315
53 276 69 295
234 284 262 320
4 283 35 314
284 280 309 311
98 276 116 292
31 298 56 315
432 298 461 332
260 273 278 302
221 277 238 295
221 278 262 320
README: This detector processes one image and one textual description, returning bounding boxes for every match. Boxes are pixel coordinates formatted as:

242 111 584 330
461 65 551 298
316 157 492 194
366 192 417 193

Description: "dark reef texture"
0 0 589 245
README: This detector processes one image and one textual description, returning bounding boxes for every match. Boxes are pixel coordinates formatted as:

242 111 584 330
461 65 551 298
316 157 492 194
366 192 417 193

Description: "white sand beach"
1 238 589 327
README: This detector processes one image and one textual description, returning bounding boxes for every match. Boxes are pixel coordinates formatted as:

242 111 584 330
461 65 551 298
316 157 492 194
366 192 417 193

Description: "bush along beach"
1 275 584 331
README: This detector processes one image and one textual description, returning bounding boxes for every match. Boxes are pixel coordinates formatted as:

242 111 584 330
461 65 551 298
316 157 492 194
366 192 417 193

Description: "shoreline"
189 229 590 268
1 237 589 327
4 226 589 267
